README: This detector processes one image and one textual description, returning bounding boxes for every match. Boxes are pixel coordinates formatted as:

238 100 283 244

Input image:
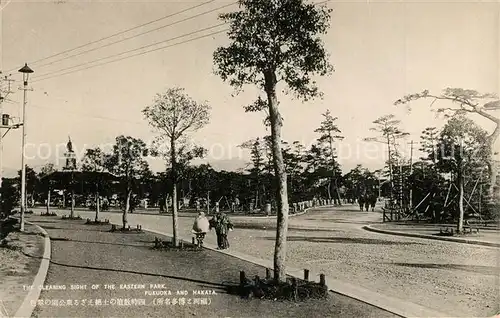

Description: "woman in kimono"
210 212 233 249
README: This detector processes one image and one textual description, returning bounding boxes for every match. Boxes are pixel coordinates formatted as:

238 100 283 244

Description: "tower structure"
63 136 77 218
63 136 77 171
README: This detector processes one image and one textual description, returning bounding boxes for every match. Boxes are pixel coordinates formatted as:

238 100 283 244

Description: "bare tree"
143 87 210 246
213 0 333 281
395 88 499 203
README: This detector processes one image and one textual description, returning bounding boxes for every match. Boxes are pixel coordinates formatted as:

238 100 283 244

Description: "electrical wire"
35 2 236 69
33 27 228 83
31 0 333 83
33 23 226 80
5 0 218 73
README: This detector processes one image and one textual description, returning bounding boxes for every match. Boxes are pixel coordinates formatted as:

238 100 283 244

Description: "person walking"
210 211 233 249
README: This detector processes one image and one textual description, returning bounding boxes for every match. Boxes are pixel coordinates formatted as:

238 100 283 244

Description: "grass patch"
435 227 480 237
235 274 328 301
152 237 200 251
61 215 83 220
109 224 143 233
84 218 110 225
40 212 58 216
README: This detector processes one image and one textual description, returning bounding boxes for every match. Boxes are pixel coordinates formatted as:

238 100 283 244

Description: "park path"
35 206 500 317
24 214 393 318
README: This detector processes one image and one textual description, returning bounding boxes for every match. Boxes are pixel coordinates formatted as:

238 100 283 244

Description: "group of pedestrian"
192 211 233 249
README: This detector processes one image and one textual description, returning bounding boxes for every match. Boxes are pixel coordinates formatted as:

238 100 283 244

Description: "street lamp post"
18 63 33 232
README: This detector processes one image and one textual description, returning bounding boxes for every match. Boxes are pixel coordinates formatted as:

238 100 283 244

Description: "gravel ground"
27 215 396 318
38 205 500 318
0 223 44 317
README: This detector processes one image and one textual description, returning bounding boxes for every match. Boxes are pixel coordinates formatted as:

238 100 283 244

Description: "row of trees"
1 108 381 217
5 103 495 226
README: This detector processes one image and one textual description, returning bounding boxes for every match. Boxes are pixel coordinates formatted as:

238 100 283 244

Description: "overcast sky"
1 0 498 176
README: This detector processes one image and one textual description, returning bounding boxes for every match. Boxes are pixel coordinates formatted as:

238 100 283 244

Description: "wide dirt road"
35 206 499 317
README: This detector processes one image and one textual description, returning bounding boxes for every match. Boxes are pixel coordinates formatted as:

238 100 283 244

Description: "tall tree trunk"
334 180 342 205
486 126 499 203
327 181 332 200
255 177 260 210
487 159 498 205
70 172 75 218
387 136 395 206
171 137 179 247
123 189 132 229
207 191 210 214
95 191 100 222
265 70 289 282
457 163 464 233
328 136 342 206
70 190 75 218
399 161 404 210
46 189 50 214
165 194 169 213
172 183 179 245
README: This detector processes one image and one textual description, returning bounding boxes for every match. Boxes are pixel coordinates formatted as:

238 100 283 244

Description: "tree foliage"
143 87 211 246
213 0 333 102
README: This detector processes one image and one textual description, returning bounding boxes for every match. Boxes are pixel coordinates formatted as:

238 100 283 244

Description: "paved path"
24 215 394 318
33 206 500 317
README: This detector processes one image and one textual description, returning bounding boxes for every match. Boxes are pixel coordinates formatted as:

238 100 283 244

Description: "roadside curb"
144 228 449 318
363 225 500 248
14 221 51 318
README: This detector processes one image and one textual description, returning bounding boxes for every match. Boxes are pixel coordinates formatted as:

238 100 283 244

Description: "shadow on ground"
262 236 424 245
51 237 151 248
235 223 339 232
304 218 378 225
28 220 58 223
48 260 239 293
39 225 109 232
392 262 499 276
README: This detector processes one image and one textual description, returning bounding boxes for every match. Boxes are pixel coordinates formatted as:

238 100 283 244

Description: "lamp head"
18 63 34 84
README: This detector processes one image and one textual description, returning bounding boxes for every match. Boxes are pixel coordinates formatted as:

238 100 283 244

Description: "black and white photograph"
0 0 498 317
